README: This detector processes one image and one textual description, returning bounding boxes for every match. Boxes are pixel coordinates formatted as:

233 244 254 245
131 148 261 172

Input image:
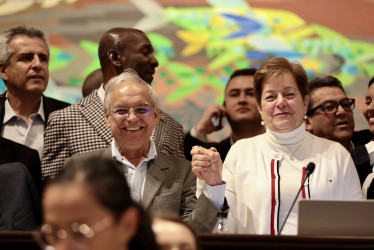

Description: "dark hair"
51 156 158 250
254 57 308 105
224 68 257 94
152 211 201 250
369 76 374 88
0 25 49 66
308 75 345 110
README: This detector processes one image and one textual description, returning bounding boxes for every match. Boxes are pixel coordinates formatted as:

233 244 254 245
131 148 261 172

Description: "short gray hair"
104 69 159 113
0 25 49 66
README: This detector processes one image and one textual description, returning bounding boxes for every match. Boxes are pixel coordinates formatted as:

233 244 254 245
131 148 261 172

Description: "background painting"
1 0 373 140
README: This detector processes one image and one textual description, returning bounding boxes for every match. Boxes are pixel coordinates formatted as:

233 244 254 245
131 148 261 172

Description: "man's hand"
195 104 226 136
191 146 223 186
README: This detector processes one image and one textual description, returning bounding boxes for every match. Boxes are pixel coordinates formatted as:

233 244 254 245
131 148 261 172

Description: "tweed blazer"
0 92 70 133
63 147 220 233
41 90 185 182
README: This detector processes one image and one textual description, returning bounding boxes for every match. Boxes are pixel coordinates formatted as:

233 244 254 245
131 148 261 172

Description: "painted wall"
1 0 373 139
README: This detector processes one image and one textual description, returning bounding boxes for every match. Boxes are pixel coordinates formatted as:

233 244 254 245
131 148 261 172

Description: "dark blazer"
42 90 185 182
0 91 70 133
0 137 42 195
0 162 41 230
184 131 232 161
350 144 374 199
63 147 220 233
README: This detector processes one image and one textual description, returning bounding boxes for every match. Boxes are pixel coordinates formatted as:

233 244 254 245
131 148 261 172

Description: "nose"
335 103 347 115
31 54 42 69
126 109 138 121
276 95 286 108
151 54 159 68
238 92 247 103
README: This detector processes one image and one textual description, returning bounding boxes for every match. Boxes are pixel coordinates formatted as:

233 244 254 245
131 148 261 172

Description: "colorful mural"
1 0 373 137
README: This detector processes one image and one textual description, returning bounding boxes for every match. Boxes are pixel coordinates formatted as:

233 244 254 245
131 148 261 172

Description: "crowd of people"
1 24 374 248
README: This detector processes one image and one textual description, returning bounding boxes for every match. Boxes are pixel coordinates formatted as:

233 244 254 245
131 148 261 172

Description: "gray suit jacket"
63 147 220 233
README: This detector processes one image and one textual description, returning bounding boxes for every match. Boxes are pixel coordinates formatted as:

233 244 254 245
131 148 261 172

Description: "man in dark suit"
0 25 69 158
42 28 185 182
64 71 221 233
184 68 265 161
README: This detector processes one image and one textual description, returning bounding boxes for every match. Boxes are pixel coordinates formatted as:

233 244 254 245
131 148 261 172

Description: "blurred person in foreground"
152 211 199 250
40 156 158 250
191 57 362 235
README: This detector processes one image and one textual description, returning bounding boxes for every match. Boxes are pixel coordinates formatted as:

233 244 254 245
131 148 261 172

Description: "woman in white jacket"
191 57 363 235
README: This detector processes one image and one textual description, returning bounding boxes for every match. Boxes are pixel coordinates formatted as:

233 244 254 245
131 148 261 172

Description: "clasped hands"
191 146 223 186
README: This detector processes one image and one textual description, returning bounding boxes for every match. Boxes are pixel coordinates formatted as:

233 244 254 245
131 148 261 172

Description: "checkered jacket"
41 89 185 181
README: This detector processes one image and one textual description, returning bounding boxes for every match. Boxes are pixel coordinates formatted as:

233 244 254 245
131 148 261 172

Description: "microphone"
279 162 315 235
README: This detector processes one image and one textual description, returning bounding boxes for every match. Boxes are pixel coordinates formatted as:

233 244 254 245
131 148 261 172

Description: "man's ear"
0 63 8 82
117 207 139 246
108 50 122 67
104 111 111 128
153 109 159 127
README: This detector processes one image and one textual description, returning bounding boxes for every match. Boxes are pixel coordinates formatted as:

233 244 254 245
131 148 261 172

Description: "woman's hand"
190 146 223 186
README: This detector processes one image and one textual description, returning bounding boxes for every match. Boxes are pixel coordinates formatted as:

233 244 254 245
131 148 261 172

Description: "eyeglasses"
110 106 153 122
37 216 113 249
307 98 355 116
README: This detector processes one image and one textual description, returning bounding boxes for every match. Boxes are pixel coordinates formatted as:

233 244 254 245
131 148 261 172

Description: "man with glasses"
62 70 222 233
42 28 185 183
305 76 358 150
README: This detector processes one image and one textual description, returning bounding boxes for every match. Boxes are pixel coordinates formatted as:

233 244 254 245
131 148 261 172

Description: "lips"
274 112 290 116
125 127 141 131
28 75 44 80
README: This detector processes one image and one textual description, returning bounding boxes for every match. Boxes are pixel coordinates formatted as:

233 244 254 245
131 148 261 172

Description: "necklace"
280 136 305 161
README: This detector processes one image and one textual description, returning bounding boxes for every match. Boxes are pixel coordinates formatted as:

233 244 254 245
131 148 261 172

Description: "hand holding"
191 146 223 186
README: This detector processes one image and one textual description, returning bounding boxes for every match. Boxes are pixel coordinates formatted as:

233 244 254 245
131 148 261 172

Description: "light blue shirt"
111 139 158 203
1 96 45 158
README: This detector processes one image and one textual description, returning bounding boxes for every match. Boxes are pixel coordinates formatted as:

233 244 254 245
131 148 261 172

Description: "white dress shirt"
111 139 158 203
1 96 45 158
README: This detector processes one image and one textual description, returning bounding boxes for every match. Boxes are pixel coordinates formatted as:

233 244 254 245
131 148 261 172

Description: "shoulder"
159 109 183 128
43 96 70 110
156 153 190 169
64 148 110 166
352 129 374 147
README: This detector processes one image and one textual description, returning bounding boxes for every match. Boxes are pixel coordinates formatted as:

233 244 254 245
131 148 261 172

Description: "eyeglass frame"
109 105 154 123
38 215 113 248
306 98 355 117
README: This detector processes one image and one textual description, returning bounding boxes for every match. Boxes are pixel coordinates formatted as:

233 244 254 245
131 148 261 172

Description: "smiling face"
224 75 262 125
305 86 354 144
0 35 49 97
118 32 159 84
258 72 308 133
363 84 374 133
105 82 159 153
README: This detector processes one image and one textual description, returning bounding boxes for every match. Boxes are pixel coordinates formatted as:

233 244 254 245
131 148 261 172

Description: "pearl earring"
304 114 307 120
261 120 265 126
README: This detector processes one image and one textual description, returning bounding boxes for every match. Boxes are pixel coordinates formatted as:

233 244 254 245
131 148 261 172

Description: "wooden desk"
198 234 374 250
1 231 374 250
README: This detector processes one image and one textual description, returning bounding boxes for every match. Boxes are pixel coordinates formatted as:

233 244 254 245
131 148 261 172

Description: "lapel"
80 91 112 145
141 155 168 209
0 92 5 133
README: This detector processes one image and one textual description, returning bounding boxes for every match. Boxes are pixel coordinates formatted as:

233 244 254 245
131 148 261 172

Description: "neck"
230 121 265 143
7 91 41 124
116 142 149 167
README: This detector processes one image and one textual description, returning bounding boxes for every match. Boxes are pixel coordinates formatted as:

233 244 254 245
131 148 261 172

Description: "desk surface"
1 231 374 250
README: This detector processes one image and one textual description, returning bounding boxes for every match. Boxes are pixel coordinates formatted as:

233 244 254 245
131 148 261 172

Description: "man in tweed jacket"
41 28 185 182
